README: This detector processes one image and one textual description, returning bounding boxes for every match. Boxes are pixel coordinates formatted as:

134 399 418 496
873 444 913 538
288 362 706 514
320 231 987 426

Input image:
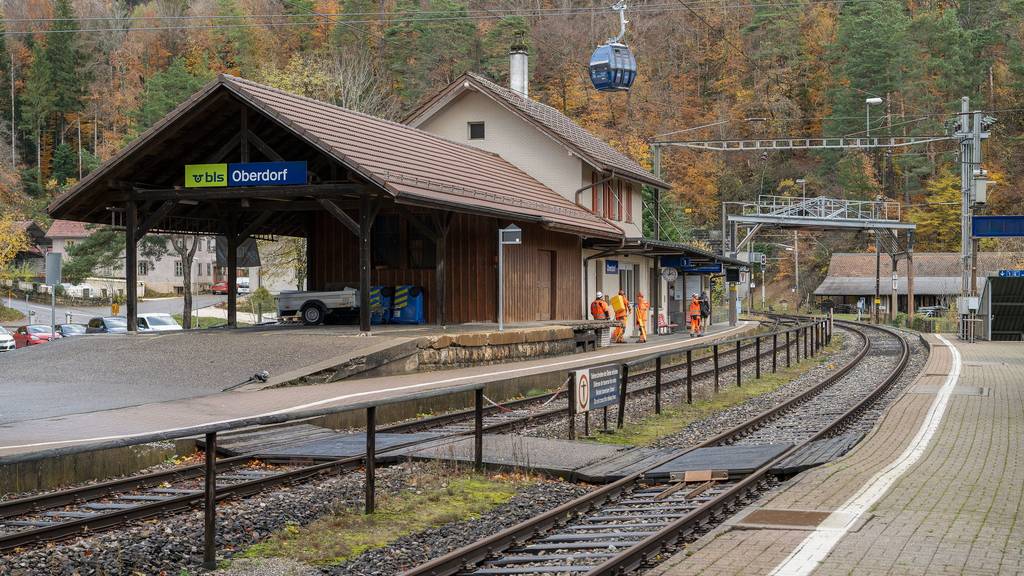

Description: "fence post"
203 432 217 570
686 349 693 404
735 340 742 387
772 333 778 373
786 330 792 367
796 327 801 362
567 374 576 440
713 344 720 393
654 356 662 415
804 326 809 358
617 363 629 428
365 406 376 514
474 388 483 471
755 336 761 379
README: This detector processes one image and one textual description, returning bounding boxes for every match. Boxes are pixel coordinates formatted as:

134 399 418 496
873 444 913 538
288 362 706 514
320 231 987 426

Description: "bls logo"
184 164 228 188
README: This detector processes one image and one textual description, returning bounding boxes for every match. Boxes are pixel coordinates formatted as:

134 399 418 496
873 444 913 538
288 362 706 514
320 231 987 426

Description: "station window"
174 261 183 277
138 262 148 276
468 121 485 140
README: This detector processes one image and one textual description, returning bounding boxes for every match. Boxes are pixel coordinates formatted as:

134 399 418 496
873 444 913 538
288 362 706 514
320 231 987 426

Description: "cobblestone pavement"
647 336 1024 576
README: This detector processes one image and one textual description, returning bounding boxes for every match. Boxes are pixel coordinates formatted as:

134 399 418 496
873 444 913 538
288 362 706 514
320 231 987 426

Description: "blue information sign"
605 260 619 274
973 215 1024 238
227 161 307 187
998 269 1024 278
588 364 622 410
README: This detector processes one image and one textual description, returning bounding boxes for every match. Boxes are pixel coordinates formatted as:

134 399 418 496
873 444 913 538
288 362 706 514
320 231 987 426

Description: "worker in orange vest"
635 292 650 343
611 289 631 343
689 293 702 337
590 291 611 320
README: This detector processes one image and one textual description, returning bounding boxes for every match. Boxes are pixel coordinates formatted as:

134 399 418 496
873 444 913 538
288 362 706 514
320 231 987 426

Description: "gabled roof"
49 75 622 240
46 219 89 239
406 72 670 190
823 252 1021 278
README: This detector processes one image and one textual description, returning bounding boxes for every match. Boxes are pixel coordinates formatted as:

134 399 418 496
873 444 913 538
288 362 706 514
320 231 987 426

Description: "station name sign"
573 363 622 413
998 269 1024 278
185 161 307 188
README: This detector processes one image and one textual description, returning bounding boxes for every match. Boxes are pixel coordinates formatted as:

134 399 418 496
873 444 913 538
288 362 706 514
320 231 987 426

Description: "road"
1 294 227 326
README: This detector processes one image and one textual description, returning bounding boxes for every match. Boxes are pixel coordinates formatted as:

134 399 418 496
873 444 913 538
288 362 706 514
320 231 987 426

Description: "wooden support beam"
227 219 239 328
135 183 366 202
137 201 176 237
246 130 285 162
236 211 275 243
240 107 249 163
210 133 241 164
359 194 373 333
396 206 440 241
126 201 139 332
318 198 360 236
432 212 454 327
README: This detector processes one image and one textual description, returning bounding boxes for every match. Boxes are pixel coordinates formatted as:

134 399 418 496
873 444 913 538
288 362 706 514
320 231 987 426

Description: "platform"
0 322 753 462
648 335 1024 576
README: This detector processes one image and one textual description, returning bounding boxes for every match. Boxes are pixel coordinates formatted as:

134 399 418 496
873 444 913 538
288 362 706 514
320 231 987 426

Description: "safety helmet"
596 291 604 298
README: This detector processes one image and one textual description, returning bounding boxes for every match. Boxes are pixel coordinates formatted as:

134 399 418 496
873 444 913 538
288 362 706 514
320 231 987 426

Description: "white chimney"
509 35 528 97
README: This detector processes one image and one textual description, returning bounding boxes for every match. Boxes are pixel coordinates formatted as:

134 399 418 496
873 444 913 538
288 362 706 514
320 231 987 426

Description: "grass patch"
170 314 251 328
0 305 24 323
240 468 526 566
587 334 845 447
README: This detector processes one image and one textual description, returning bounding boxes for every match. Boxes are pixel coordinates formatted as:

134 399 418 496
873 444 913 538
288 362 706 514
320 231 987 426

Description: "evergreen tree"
51 142 76 185
131 59 211 134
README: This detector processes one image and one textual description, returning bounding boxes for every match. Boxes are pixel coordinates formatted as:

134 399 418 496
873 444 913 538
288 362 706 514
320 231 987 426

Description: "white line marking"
0 324 748 452
768 334 962 576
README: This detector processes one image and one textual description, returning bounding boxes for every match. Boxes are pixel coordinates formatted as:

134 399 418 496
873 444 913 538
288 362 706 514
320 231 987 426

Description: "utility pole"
955 97 991 339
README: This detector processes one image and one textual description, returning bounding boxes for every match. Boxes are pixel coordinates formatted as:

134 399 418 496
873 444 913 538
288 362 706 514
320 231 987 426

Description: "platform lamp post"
497 224 522 332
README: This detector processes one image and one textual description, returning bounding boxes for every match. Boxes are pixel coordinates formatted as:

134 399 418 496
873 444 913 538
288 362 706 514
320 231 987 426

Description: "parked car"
0 326 15 351
12 324 60 348
137 313 182 332
56 323 87 337
86 316 129 334
211 279 251 295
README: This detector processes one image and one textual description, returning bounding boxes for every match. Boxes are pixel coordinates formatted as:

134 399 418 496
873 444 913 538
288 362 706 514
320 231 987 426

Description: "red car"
13 324 61 348
211 281 228 295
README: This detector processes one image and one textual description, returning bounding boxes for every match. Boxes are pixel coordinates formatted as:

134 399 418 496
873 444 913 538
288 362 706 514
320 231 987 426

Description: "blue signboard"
660 255 689 269
998 269 1024 278
605 260 619 274
973 215 1024 238
658 255 722 274
683 263 723 274
227 161 307 187
573 363 622 413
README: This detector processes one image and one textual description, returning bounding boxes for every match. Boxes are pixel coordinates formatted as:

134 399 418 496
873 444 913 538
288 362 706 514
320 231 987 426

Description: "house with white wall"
406 54 734 335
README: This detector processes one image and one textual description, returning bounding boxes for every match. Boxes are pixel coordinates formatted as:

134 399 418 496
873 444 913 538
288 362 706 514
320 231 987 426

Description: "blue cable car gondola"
589 1 637 92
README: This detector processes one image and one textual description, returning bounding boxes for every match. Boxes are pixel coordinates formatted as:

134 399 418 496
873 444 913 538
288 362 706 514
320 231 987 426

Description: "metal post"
497 227 504 331
203 432 217 570
795 328 801 362
907 231 915 323
567 374 576 440
365 406 376 514
712 344 720 392
874 235 881 324
617 363 629 428
728 282 737 326
772 333 778 372
794 230 800 311
603 406 609 431
686 349 693 404
654 356 662 414
786 330 792 367
227 231 238 328
584 411 590 437
50 289 55 340
474 388 483 471
804 326 809 358
735 340 742 386
755 336 761 379
359 194 372 333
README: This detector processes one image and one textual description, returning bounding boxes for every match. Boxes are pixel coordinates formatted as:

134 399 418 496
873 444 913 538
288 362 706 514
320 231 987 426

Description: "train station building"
48 72 738 333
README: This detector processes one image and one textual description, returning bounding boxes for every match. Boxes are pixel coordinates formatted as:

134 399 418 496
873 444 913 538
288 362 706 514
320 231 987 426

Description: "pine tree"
131 59 211 134
51 142 76 185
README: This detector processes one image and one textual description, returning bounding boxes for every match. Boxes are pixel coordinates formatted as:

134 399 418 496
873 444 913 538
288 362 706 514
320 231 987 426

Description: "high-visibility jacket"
591 299 611 319
611 294 631 320
689 298 701 318
636 296 650 320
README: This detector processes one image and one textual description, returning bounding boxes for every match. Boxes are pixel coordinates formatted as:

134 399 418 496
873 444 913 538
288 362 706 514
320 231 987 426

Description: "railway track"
0 317 813 553
401 321 911 576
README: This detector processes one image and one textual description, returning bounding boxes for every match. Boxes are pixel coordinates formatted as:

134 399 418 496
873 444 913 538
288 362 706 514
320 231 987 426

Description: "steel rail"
0 318 812 552
401 319 869 576
585 322 910 576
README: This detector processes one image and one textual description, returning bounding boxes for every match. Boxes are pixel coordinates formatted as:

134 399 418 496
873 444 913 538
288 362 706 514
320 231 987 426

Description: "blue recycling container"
391 285 425 324
369 286 393 325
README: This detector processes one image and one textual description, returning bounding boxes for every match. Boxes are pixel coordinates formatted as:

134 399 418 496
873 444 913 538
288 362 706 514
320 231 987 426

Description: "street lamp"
865 97 884 138
795 178 807 198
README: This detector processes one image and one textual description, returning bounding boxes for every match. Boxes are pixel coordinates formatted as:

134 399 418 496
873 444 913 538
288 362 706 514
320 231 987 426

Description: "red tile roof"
46 219 90 239
222 75 622 238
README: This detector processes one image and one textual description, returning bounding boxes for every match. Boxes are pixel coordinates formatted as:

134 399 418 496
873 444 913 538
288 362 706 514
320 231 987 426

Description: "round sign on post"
661 267 678 283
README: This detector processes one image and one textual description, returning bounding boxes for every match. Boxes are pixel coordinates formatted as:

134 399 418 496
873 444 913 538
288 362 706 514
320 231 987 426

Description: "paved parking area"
0 325 413 424
647 337 1024 576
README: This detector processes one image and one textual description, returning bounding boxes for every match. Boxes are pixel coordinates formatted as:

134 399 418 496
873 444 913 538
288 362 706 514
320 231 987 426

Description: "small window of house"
468 122 485 140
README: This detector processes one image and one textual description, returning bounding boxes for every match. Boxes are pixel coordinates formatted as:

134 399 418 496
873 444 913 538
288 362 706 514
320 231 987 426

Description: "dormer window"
468 122 485 140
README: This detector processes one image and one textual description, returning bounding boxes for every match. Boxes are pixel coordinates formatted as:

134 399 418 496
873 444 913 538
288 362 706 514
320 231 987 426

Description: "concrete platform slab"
770 432 864 476
645 443 792 481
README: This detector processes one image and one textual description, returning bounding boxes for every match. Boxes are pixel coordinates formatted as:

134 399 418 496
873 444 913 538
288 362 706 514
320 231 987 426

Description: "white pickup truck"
277 288 359 325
